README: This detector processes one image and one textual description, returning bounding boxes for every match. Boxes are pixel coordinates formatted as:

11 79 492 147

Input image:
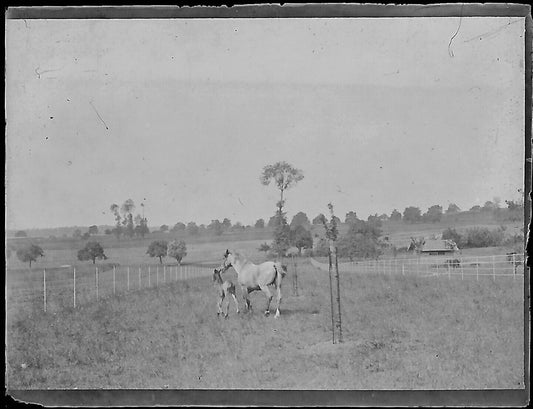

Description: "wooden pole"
156 266 159 286
96 267 99 301
164 265 166 283
328 249 335 344
43 269 47 312
492 255 495 281
476 258 479 281
73 267 76 308
335 247 343 343
127 267 130 291
148 266 151 287
139 266 142 289
113 266 116 295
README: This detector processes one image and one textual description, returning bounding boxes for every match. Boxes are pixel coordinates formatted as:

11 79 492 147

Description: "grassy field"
6 258 525 390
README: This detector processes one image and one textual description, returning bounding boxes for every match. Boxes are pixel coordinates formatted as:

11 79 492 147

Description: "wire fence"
6 263 215 315
310 253 526 280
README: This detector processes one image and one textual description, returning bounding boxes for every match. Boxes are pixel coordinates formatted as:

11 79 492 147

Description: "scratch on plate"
463 18 521 43
448 4 464 58
89 100 109 130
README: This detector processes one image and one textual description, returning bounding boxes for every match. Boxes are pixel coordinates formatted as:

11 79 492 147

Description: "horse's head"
221 249 234 271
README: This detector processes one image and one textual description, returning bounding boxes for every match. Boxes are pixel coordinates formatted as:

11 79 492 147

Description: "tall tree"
77 241 107 264
16 243 44 267
255 218 265 228
423 205 443 223
446 203 461 214
186 222 199 236
260 161 304 213
110 203 122 239
208 220 224 236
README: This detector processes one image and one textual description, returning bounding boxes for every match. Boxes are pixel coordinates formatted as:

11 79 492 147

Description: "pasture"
6 258 525 390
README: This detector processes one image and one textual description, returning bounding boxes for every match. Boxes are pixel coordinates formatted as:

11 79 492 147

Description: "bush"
463 227 505 248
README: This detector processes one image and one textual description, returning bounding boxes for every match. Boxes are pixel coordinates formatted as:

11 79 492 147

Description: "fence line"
7 263 215 314
310 253 525 279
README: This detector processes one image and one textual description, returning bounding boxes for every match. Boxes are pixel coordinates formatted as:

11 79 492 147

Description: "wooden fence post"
164 265 166 283
96 267 99 301
127 267 130 291
148 266 151 287
476 258 479 281
156 266 159 286
113 266 116 295
492 256 496 281
139 266 142 289
43 269 47 312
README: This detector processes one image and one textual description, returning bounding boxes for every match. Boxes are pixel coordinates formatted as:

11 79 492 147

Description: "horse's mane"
232 251 251 266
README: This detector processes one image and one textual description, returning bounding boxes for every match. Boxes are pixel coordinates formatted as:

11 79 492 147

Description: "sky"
5 17 526 230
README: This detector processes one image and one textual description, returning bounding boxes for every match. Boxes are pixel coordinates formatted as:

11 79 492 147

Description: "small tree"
167 240 187 264
423 205 443 223
290 225 313 255
16 243 44 267
172 222 186 232
208 220 224 236
186 222 199 236
160 224 169 232
290 211 311 229
345 211 358 224
446 203 461 214
147 240 168 264
77 241 107 264
258 242 271 256
312 213 326 225
15 230 27 238
88 225 99 235
255 218 265 228
403 206 422 223
390 209 402 221
271 209 291 258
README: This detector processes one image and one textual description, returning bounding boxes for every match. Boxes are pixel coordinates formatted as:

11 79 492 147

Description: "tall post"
164 265 166 283
476 258 479 281
73 267 76 308
512 253 516 277
148 266 151 287
335 247 343 343
328 249 335 344
96 267 99 301
43 269 47 312
139 266 142 289
492 255 496 281
113 266 116 295
157 266 159 286
127 266 130 291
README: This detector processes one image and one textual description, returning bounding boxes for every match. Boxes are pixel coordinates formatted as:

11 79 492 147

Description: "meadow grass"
6 259 524 390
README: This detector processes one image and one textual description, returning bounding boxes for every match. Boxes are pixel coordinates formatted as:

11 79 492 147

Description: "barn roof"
420 239 459 252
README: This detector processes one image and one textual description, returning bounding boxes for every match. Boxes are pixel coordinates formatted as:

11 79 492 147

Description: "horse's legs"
241 286 252 312
275 285 282 318
259 285 273 316
231 293 240 314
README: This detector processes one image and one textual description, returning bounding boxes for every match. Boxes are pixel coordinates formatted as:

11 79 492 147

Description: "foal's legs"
231 293 240 314
259 284 273 316
217 293 225 316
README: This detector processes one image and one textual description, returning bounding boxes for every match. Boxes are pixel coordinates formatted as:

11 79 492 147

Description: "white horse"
219 249 286 317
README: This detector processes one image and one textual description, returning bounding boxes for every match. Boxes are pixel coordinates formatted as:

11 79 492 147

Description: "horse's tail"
274 262 287 280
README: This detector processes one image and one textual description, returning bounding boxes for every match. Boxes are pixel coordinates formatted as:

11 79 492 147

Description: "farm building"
419 239 459 256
